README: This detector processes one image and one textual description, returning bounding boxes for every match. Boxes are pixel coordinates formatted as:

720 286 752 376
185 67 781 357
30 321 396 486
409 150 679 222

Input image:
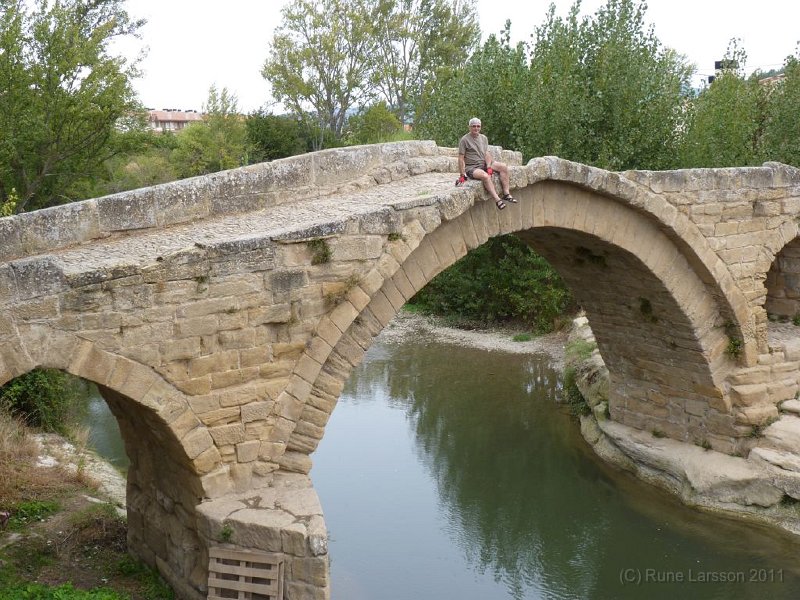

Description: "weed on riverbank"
0 411 173 600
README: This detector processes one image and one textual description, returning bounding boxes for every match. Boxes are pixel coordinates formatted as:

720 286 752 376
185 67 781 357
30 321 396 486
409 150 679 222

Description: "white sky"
123 0 800 113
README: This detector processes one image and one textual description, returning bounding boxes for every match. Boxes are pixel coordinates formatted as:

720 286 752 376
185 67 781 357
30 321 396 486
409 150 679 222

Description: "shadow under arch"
1 329 223 598
290 178 744 461
764 234 800 320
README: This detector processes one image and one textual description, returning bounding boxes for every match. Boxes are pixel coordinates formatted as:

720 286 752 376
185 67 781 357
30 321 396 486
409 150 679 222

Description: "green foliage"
679 41 765 167
371 0 479 125
263 0 376 147
171 86 248 178
0 582 126 600
417 0 691 170
219 522 233 543
115 556 175 600
346 102 404 145
762 56 800 166
0 0 145 212
1 187 19 216
74 131 179 198
308 239 332 265
0 369 83 434
246 110 307 162
264 0 477 146
565 338 596 363
726 337 743 359
409 235 574 333
416 23 528 150
561 366 590 416
7 500 60 531
512 333 532 342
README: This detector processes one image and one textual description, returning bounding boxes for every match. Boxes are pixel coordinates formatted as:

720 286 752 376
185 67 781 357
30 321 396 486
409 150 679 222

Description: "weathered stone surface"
598 420 783 507
7 142 800 599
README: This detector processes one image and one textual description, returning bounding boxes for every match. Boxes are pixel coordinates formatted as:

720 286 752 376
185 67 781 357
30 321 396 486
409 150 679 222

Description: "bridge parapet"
0 141 520 263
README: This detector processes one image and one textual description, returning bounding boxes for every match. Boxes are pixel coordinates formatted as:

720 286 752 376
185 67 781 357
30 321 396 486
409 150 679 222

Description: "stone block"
18 201 99 256
97 190 157 231
294 354 323 384
188 350 240 379
328 301 358 333
11 256 68 300
241 400 272 423
182 427 215 459
209 423 246 446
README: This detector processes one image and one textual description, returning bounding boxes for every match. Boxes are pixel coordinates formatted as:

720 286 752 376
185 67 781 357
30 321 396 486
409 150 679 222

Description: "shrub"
0 369 83 434
409 235 574 333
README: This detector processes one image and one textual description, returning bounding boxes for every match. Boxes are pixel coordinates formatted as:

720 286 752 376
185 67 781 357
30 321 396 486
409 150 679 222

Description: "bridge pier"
197 473 330 600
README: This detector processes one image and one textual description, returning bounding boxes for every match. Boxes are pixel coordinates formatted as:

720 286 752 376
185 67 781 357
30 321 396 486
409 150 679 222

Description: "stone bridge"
2 140 800 599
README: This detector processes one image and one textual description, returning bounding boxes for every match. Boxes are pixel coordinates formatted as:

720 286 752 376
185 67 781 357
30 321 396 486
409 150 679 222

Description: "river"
82 320 800 599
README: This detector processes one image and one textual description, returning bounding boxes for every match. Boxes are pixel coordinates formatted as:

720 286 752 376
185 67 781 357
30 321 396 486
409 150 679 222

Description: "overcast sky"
122 0 800 113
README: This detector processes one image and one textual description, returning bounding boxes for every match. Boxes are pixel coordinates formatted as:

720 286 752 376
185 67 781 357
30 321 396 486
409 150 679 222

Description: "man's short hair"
468 117 481 126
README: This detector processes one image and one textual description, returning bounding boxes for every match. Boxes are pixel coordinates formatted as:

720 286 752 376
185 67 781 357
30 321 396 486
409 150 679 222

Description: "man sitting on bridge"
457 117 516 210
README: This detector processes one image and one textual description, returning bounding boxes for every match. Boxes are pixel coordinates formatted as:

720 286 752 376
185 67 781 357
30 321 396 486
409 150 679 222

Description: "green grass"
565 338 596 363
512 333 533 342
0 582 126 600
7 500 60 531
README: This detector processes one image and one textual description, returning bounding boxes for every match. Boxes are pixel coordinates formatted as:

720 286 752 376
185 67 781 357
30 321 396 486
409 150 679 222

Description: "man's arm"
458 154 466 177
483 150 493 169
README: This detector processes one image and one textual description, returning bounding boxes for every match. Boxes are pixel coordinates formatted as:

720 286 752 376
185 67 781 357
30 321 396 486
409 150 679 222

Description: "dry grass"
0 411 86 510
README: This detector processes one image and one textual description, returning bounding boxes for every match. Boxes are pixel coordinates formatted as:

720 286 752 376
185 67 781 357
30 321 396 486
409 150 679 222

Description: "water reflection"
80 383 129 471
314 328 800 600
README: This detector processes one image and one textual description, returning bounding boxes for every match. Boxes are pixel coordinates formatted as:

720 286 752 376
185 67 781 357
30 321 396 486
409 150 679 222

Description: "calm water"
82 328 800 599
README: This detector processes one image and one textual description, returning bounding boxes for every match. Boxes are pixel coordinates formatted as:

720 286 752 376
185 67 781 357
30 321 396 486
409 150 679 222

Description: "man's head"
468 117 481 136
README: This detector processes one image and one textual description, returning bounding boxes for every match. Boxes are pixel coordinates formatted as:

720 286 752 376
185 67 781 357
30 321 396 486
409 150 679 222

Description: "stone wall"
3 144 800 597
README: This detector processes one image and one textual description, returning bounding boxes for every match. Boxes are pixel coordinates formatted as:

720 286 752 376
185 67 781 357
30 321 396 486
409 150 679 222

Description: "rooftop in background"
758 74 786 87
147 108 204 133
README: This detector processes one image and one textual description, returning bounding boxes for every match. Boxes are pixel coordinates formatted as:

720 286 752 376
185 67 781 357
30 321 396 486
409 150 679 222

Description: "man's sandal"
502 193 517 203
495 198 506 210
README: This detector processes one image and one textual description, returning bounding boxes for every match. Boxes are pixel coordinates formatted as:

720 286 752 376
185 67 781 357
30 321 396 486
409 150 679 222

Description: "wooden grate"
207 546 284 600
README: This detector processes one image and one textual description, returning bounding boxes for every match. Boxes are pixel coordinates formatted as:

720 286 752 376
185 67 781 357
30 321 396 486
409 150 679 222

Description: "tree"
345 101 405 144
415 23 529 151
417 0 692 171
170 86 248 178
263 0 377 148
678 42 764 168
761 55 800 167
246 110 307 162
370 0 479 125
0 0 144 212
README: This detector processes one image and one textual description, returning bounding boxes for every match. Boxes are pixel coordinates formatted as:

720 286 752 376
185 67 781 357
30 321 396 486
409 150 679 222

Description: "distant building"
147 109 203 133
758 74 786 87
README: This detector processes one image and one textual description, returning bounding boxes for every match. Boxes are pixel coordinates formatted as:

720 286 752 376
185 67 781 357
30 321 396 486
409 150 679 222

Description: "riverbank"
380 310 569 368
566 315 800 543
0 417 170 599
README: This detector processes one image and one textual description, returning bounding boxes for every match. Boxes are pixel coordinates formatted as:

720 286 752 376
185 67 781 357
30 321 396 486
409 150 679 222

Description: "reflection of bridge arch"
287 176 747 465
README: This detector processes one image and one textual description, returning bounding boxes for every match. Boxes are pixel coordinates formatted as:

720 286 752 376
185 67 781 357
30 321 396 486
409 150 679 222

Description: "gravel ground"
379 310 568 370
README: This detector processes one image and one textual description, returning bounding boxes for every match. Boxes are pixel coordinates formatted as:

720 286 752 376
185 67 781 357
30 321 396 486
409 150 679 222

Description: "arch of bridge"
2 142 799 598
284 177 752 465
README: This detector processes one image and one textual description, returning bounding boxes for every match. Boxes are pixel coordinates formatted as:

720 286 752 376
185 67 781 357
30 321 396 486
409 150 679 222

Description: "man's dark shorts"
466 163 488 179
